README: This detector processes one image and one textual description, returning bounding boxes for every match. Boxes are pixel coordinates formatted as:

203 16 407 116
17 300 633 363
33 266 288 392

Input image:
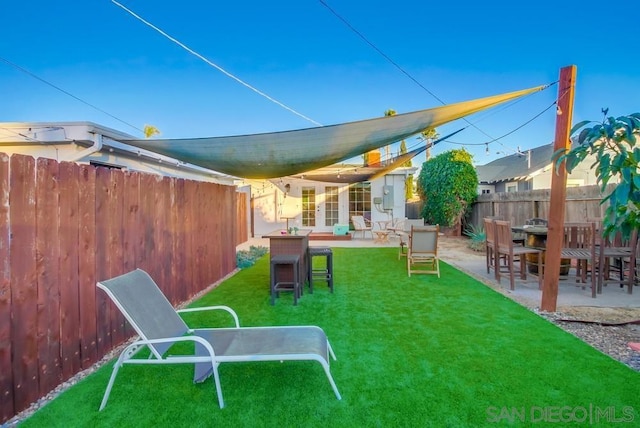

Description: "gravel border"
537 309 640 371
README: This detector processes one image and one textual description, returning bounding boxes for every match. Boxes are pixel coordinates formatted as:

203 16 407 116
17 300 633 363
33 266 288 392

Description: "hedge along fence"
0 153 246 423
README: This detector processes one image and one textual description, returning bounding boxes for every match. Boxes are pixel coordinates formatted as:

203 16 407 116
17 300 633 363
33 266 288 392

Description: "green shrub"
236 245 268 269
464 223 486 252
417 149 478 227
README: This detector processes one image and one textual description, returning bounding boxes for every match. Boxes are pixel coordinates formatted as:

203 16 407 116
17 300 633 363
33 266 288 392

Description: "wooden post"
540 65 577 312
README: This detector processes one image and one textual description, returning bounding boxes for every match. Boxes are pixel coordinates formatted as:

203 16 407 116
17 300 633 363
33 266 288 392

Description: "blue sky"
2 0 639 167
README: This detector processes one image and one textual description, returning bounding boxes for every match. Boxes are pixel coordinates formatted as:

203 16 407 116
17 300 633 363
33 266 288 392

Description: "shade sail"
119 85 547 179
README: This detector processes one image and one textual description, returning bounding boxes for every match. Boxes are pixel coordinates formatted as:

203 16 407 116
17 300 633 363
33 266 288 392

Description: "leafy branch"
554 110 640 239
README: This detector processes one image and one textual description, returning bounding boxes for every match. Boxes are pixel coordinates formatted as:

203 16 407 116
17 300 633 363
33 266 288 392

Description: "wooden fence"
470 184 611 228
0 153 247 423
407 185 610 234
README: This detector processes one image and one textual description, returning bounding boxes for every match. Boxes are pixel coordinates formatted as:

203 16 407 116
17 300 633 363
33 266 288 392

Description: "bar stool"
270 254 301 305
308 247 334 293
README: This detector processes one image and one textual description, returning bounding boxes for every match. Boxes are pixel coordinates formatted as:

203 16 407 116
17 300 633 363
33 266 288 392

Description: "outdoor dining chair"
407 225 440 277
483 218 499 276
597 229 638 294
494 220 543 290
96 269 341 410
559 222 598 297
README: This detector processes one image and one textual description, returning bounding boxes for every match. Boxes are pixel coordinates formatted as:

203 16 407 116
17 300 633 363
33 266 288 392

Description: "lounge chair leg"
99 353 126 411
211 363 225 408
327 341 337 361
321 362 342 400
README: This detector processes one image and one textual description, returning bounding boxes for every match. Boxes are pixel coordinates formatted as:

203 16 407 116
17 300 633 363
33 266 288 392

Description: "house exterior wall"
477 184 495 195
248 173 410 236
0 122 235 185
478 152 601 192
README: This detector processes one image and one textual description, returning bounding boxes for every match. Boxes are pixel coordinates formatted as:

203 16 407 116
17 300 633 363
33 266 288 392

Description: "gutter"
66 133 103 162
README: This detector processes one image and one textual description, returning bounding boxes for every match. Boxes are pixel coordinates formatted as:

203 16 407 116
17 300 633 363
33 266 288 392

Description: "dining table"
511 225 570 275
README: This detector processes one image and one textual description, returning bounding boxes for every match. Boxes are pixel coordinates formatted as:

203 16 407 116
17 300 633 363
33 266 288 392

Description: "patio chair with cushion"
351 215 373 239
407 225 440 277
96 269 341 410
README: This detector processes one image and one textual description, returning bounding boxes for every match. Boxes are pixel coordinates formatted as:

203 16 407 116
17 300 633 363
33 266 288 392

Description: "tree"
417 148 478 228
143 124 160 138
398 139 414 200
421 127 439 160
555 111 640 239
385 109 414 200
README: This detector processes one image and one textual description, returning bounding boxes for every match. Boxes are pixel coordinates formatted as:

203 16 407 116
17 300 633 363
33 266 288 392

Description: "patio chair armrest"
178 305 240 328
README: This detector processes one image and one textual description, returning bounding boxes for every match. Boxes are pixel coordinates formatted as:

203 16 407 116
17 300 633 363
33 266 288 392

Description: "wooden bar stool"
308 247 334 293
270 254 301 305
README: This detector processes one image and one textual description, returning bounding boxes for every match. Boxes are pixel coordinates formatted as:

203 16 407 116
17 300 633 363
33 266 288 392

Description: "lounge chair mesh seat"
97 269 341 409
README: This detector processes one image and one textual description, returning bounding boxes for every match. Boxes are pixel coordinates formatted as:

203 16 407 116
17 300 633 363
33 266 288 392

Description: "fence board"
122 171 140 338
138 173 155 276
157 177 170 301
94 168 111 355
58 162 81 380
35 158 62 395
78 165 97 368
172 179 187 302
0 154 13 421
223 186 235 271
236 190 248 246
9 155 39 413
107 170 125 348
184 179 196 297
191 181 204 290
205 183 217 283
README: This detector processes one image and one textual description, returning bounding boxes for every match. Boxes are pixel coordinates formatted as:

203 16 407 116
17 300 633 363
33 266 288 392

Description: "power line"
318 0 444 105
0 56 145 136
318 1 556 146
112 0 322 126
403 98 558 159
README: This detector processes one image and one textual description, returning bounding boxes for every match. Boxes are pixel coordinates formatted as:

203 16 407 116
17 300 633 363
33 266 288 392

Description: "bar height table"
263 229 311 292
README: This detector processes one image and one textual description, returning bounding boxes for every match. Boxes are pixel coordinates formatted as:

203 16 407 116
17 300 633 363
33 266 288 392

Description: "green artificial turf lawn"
20 248 640 427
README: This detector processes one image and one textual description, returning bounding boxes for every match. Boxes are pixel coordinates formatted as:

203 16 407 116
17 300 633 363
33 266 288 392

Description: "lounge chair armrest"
125 335 218 360
178 305 240 327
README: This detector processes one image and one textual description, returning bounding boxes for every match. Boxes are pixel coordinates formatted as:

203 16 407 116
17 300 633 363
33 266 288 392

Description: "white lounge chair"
96 269 341 410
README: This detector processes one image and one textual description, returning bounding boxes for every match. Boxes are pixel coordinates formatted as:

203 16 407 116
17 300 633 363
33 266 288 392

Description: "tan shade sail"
119 85 547 179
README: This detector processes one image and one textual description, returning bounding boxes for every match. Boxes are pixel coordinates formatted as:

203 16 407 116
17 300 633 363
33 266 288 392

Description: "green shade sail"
119 85 547 179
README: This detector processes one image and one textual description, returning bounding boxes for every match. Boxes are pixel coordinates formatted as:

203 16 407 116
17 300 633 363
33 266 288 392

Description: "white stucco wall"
247 172 411 236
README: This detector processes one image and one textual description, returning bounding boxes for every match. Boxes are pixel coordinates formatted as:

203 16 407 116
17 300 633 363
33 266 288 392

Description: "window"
301 187 316 227
324 186 339 226
482 189 491 194
348 183 371 228
506 184 517 193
